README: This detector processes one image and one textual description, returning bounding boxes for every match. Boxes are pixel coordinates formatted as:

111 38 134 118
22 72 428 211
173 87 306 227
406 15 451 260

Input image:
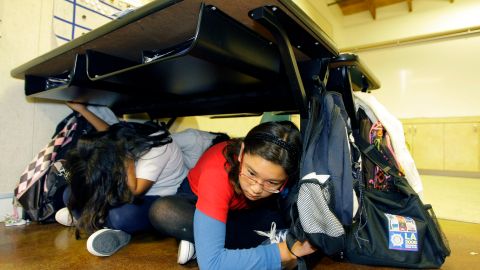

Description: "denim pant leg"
63 186 158 234
106 196 159 234
62 186 82 220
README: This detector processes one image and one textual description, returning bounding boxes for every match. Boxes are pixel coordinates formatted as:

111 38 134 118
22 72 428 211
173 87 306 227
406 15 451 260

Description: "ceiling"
328 0 454 19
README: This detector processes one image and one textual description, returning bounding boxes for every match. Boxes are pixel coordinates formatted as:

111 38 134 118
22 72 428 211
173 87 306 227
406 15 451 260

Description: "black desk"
11 0 378 119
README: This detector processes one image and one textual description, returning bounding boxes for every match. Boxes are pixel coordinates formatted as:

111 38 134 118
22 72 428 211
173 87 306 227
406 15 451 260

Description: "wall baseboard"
419 169 480 179
0 192 14 199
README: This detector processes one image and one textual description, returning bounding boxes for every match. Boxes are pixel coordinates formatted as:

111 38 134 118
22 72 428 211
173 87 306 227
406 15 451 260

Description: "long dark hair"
65 122 170 237
224 121 301 194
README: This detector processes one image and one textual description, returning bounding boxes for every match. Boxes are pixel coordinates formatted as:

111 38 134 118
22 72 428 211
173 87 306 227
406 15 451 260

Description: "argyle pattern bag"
15 116 77 201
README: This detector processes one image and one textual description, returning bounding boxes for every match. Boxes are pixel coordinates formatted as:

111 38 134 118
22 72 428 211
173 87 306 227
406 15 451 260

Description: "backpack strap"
356 136 402 177
123 121 173 147
148 131 173 147
286 232 308 270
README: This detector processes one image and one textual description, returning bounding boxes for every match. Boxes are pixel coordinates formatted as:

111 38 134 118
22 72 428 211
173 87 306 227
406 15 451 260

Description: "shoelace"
254 222 288 244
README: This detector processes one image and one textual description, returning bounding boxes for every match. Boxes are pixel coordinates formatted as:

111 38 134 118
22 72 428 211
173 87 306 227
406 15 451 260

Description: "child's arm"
125 158 154 196
194 209 316 270
194 209 281 270
67 102 109 131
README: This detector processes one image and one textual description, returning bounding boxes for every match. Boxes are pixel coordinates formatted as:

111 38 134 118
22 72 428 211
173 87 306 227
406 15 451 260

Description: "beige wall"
1 0 479 216
305 0 480 118
322 0 480 49
357 35 480 118
292 0 336 43
169 115 301 138
0 0 70 198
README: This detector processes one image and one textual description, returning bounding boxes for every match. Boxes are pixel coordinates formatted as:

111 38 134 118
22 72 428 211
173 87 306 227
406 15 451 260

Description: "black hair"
65 122 170 237
223 121 301 194
209 132 230 146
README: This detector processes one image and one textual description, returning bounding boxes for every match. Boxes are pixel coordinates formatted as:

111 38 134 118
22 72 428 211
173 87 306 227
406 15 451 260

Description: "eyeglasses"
239 172 286 193
239 154 287 194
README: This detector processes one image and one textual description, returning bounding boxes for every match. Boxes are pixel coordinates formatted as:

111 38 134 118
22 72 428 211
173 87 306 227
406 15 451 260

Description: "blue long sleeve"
194 209 281 270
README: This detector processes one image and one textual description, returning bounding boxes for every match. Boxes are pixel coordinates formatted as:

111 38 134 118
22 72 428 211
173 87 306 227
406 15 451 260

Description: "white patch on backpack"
302 172 330 184
385 213 418 252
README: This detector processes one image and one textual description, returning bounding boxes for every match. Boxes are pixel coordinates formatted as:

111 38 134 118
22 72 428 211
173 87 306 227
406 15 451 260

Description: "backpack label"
385 213 418 251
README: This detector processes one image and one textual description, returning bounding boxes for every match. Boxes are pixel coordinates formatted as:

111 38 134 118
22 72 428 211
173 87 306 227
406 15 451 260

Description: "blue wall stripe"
0 193 13 200
75 24 92 31
55 35 71 42
53 16 92 31
53 15 72 24
99 0 122 11
60 0 117 42
75 3 115 20
71 0 76 40
65 0 114 20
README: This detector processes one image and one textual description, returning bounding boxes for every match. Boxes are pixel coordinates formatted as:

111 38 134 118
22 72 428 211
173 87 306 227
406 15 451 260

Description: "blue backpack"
287 86 361 265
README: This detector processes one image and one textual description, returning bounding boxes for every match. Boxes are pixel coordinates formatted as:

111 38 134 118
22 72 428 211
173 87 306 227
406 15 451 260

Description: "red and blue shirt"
188 141 248 223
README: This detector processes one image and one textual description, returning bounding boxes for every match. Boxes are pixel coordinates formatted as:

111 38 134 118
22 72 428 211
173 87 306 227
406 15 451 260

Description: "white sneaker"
177 240 196 264
55 207 75 226
86 228 131 256
254 222 289 244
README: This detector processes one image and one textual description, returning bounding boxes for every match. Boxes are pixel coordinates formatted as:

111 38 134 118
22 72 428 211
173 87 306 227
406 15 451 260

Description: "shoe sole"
55 208 75 227
86 229 131 257
177 240 195 264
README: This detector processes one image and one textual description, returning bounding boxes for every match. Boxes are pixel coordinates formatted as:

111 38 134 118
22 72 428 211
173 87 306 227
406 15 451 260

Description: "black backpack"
344 135 450 268
286 85 361 267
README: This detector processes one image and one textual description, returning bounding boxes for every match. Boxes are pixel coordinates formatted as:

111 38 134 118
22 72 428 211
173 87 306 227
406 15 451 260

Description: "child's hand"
292 240 317 257
280 240 317 270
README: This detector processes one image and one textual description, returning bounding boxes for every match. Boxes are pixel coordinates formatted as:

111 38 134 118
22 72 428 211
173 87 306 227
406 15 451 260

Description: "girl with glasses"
149 121 316 269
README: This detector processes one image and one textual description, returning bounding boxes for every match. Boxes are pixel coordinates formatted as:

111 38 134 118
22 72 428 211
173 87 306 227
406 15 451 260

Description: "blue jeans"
63 187 158 234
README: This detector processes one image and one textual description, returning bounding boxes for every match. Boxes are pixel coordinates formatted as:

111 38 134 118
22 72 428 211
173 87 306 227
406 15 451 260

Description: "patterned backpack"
14 112 93 222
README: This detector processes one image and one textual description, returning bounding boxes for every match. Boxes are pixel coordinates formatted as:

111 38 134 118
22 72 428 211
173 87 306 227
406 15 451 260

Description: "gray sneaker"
86 228 131 256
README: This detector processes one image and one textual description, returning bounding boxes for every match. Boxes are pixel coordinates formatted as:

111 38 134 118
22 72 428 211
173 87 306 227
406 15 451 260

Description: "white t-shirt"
171 128 217 169
84 106 187 196
135 134 188 196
